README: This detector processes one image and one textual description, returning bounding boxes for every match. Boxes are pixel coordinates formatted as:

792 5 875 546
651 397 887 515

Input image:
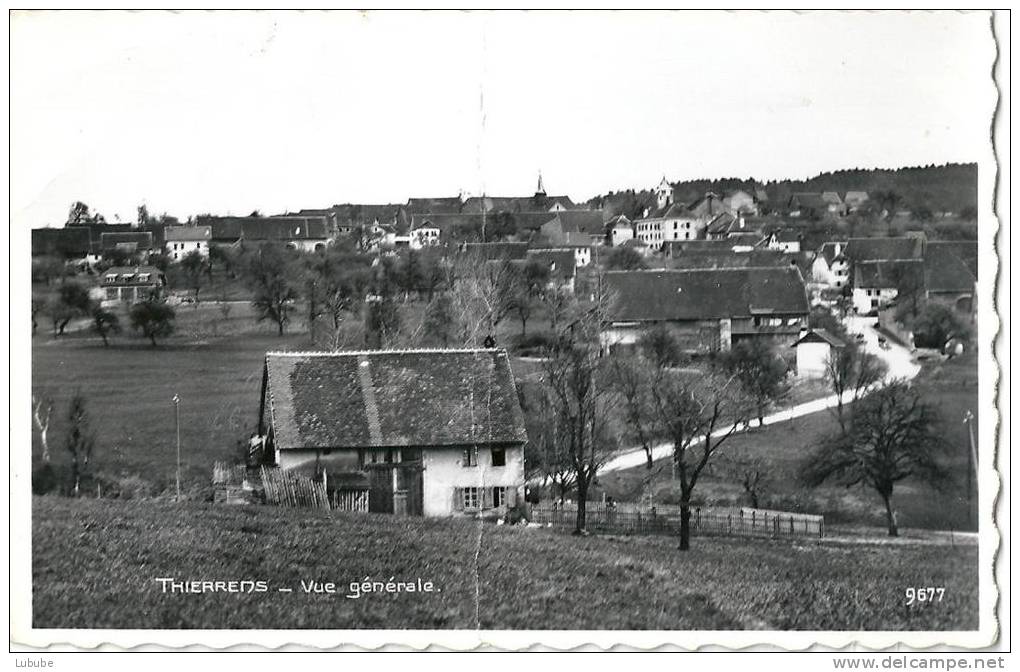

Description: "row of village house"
244 231 975 519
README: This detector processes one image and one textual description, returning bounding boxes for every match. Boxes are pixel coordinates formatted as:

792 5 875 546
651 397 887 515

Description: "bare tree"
543 285 575 335
32 395 53 464
716 454 771 509
609 354 658 471
65 392 96 496
537 270 618 534
802 380 947 536
650 368 751 550
443 253 517 347
825 344 887 436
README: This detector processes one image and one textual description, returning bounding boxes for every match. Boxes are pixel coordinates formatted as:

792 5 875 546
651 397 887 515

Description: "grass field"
31 496 979 630
31 331 310 495
29 308 552 497
597 352 981 532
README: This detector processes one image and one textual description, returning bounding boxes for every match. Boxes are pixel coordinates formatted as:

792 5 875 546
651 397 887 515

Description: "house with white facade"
97 265 167 306
601 267 810 354
165 226 212 261
255 349 527 517
607 215 634 246
792 328 845 379
409 224 441 249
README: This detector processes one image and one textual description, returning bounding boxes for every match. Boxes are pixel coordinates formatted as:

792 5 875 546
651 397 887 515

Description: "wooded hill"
587 163 978 221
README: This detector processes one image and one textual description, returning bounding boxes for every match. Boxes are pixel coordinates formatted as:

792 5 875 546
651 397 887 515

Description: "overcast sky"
11 10 996 228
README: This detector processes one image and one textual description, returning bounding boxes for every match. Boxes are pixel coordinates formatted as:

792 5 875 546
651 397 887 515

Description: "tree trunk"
520 317 527 337
881 491 899 537
277 319 285 336
644 444 653 470
58 317 71 335
678 499 692 551
149 332 157 347
574 477 588 535
100 330 109 347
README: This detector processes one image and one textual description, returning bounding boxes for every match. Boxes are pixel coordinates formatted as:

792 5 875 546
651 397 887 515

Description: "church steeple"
655 176 672 210
535 171 546 197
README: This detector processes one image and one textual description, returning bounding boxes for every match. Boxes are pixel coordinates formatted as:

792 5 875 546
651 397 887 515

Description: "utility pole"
963 410 977 519
173 394 181 501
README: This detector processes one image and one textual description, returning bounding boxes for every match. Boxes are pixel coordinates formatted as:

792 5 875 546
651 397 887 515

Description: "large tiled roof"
165 226 212 242
100 265 165 286
461 242 529 260
100 231 154 249
31 227 92 257
606 267 809 322
198 216 330 242
551 209 607 235
685 194 730 218
512 211 561 232
924 242 977 292
669 250 811 272
853 259 925 290
638 201 694 221
790 193 830 210
405 197 464 214
844 237 925 262
262 349 527 450
525 248 576 280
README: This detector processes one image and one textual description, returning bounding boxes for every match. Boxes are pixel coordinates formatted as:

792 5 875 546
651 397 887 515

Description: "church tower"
655 176 672 210
535 171 547 198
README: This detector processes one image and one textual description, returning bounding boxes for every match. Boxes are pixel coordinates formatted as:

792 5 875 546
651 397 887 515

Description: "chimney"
739 216 745 229
834 242 842 257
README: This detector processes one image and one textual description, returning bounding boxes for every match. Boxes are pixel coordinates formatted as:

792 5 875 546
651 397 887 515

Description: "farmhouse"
792 328 846 379
525 248 577 293
255 349 527 517
97 265 167 305
100 231 155 259
199 215 332 251
602 267 809 353
165 225 212 261
31 226 93 260
851 259 925 314
923 241 977 317
606 215 634 246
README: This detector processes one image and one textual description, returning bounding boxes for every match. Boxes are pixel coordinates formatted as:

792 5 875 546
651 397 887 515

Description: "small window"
462 487 480 509
462 447 477 467
491 447 506 467
492 486 507 508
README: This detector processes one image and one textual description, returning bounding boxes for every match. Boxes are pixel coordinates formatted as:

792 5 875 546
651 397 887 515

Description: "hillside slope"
31 497 977 630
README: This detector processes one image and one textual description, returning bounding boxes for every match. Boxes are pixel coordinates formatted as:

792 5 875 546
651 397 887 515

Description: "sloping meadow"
32 497 977 631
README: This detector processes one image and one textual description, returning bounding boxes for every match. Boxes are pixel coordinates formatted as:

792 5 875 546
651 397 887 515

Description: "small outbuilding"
792 328 846 378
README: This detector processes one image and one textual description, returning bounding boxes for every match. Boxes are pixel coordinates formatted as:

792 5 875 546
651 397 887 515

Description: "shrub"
513 332 556 356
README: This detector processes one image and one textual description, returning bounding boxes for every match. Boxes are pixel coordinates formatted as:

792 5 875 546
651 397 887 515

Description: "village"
29 163 979 539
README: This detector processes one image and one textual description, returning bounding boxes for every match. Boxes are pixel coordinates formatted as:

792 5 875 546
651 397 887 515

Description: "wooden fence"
331 489 370 513
212 461 249 486
260 467 330 509
529 503 824 539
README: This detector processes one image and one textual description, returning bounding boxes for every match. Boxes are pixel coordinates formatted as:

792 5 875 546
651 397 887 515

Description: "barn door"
368 466 393 514
394 464 424 516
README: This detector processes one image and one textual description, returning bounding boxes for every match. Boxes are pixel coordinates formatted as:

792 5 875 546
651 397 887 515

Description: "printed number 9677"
905 587 945 605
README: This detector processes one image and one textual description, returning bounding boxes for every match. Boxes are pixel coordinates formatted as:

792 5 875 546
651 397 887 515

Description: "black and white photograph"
9 8 1009 656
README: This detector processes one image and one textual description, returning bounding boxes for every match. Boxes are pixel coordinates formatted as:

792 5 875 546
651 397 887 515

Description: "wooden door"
368 466 393 514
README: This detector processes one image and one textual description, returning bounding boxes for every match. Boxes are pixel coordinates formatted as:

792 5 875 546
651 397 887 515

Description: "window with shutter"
453 487 464 511
482 487 493 509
